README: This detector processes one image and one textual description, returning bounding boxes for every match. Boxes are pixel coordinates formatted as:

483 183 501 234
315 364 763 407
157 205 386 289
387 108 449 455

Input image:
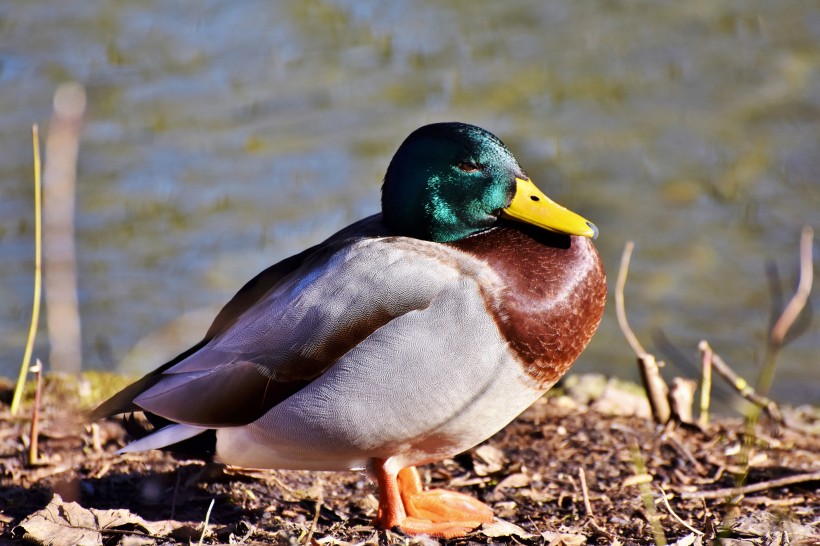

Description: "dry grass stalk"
197 498 215 546
11 125 43 416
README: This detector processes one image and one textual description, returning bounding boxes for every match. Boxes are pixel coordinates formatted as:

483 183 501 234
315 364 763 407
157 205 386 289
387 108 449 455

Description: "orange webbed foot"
372 462 494 538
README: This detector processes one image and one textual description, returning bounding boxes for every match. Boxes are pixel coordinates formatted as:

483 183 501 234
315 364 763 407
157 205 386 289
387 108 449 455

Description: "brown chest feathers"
450 222 606 389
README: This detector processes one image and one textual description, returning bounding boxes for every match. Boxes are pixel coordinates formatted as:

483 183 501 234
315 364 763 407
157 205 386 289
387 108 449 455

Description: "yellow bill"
501 177 598 239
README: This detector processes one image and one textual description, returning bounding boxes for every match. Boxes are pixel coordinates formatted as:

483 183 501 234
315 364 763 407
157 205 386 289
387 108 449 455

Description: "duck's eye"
458 162 482 173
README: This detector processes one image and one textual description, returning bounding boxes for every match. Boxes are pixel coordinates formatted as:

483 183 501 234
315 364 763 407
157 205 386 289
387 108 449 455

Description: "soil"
0 375 818 545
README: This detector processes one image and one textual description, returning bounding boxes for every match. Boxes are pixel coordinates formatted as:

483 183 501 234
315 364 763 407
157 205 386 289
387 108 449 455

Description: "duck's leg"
372 459 493 538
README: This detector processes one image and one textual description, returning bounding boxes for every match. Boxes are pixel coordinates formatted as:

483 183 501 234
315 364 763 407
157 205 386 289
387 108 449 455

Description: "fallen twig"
579 466 593 518
587 519 615 542
698 341 781 423
657 485 703 536
304 478 324 545
664 433 701 473
680 470 820 500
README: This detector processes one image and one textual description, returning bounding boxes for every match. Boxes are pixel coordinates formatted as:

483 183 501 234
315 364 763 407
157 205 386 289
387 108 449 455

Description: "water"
1 1 818 407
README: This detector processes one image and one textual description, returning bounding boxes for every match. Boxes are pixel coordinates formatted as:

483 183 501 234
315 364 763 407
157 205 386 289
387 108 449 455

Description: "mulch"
0 376 818 545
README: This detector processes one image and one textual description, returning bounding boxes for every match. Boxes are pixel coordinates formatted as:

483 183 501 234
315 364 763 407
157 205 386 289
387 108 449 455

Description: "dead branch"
680 470 820 500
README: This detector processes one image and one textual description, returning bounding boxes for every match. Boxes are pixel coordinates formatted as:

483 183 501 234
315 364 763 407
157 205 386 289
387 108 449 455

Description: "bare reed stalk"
770 226 815 345
668 378 696 425
697 341 713 427
615 242 671 423
629 441 667 546
11 125 43 416
737 229 812 501
28 359 44 466
758 226 814 397
615 241 646 357
44 82 86 374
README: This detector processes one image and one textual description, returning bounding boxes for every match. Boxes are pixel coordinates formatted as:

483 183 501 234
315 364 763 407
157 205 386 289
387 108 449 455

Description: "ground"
0 374 818 545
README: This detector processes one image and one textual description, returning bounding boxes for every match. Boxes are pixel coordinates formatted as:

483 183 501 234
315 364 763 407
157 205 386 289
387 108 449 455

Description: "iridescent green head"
381 122 598 243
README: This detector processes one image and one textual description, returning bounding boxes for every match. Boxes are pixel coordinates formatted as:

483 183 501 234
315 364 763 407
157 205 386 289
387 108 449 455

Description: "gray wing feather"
133 237 472 426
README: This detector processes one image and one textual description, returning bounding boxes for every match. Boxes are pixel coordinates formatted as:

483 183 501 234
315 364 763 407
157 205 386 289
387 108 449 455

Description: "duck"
92 121 607 538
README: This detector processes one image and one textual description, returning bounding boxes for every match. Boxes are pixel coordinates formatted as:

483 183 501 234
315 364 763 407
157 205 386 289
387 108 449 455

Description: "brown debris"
1 380 818 545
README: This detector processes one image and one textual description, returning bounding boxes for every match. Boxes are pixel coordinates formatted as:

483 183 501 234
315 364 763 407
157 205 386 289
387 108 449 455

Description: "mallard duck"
93 122 606 538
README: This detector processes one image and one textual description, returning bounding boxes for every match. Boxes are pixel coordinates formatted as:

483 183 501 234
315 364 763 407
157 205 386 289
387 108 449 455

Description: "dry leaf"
542 531 587 546
478 519 536 539
19 493 191 545
473 444 505 476
670 533 699 546
494 472 531 491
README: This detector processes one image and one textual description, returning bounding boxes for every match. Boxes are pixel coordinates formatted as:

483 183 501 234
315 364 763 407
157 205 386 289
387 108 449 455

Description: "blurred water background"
1 1 818 407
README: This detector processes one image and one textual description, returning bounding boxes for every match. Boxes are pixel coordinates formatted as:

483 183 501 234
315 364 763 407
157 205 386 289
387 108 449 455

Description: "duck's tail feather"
117 422 210 454
120 412 217 460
